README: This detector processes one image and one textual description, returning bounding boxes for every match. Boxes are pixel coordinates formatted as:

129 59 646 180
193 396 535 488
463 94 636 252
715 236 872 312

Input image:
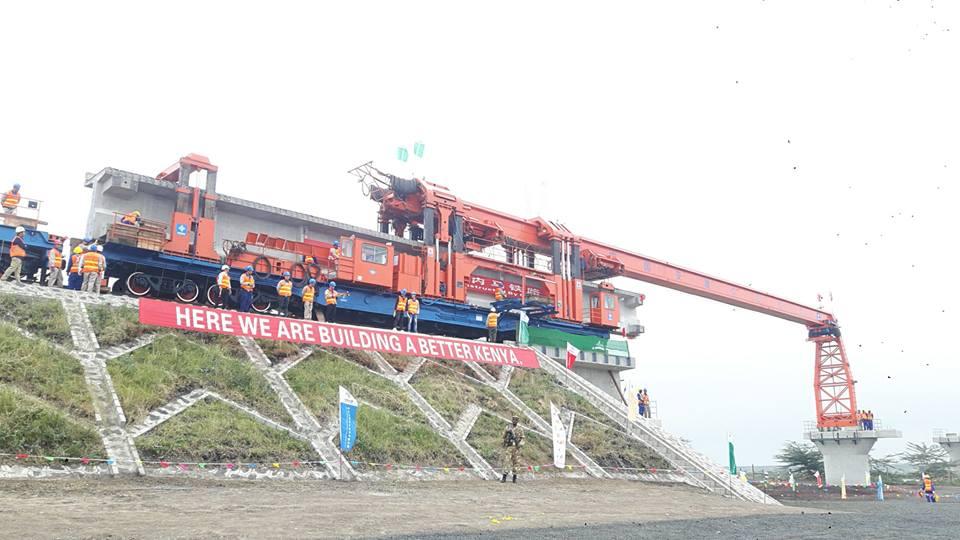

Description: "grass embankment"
479 363 501 380
509 367 668 469
88 305 151 348
571 417 668 469
255 339 303 363
108 334 291 426
286 351 465 467
381 352 411 372
410 360 517 423
136 398 315 463
466 412 571 471
0 323 103 460
0 293 72 344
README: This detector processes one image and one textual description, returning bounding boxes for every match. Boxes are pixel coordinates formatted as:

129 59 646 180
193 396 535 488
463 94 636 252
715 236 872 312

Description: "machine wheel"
290 262 309 286
251 298 271 313
176 280 200 303
205 285 222 306
125 272 152 297
252 255 272 279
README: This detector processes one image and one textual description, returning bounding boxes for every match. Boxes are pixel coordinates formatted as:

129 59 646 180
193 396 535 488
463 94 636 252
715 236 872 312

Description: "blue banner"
339 386 358 452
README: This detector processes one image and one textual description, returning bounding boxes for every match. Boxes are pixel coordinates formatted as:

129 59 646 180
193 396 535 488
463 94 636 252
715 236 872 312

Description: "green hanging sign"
413 141 425 158
397 147 409 162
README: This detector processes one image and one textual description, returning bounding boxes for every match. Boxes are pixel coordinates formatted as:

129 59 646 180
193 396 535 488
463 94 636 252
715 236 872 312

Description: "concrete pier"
806 426 901 486
933 432 960 464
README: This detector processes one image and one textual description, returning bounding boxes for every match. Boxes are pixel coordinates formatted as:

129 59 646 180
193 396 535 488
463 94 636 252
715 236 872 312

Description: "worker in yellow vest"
324 281 345 323
46 239 64 287
80 245 105 293
406 292 420 333
486 307 499 342
238 266 255 313
922 473 936 503
277 271 293 316
1 226 27 283
214 265 231 309
120 210 143 226
494 287 506 301
67 246 83 290
2 184 21 214
328 240 341 273
302 278 317 320
392 289 408 330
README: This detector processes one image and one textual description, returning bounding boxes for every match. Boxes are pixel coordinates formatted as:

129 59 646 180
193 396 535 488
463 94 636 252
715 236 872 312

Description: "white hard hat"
490 307 497 312
14 226 24 233
221 265 230 271
96 245 103 252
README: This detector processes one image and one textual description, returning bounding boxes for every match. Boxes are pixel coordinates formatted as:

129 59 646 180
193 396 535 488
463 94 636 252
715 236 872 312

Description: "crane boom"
368 172 858 428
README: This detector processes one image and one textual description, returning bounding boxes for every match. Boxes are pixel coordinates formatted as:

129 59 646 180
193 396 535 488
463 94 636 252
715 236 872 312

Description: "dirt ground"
0 477 805 539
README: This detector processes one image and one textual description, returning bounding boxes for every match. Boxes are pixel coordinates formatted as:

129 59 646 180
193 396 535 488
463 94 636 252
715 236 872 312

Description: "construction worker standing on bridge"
1 226 27 283
2 184 21 214
501 415 524 483
328 240 341 273
302 278 317 320
277 271 293 316
46 239 64 287
120 210 142 226
486 307 499 342
406 292 420 333
214 265 231 309
393 289 408 330
238 266 255 313
67 246 83 290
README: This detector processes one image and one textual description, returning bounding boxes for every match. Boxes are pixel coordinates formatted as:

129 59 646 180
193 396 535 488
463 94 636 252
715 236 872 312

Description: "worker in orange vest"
46 239 64 287
277 271 293 316
80 245 104 293
1 226 27 283
406 292 420 333
921 474 936 502
214 265 231 309
392 289 408 330
642 389 651 418
302 278 317 320
486 307 499 342
324 281 345 323
494 287 506 301
328 241 341 272
67 246 84 290
2 184 21 214
238 266 255 313
120 210 142 226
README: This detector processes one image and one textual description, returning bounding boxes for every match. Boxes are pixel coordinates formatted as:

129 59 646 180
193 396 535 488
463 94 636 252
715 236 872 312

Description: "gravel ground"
406 498 960 539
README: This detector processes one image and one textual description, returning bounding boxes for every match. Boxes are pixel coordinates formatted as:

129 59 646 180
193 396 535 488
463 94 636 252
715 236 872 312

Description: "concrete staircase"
531 348 777 505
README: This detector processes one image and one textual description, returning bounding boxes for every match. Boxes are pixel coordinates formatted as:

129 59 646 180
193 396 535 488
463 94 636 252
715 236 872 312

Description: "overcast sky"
2 1 957 465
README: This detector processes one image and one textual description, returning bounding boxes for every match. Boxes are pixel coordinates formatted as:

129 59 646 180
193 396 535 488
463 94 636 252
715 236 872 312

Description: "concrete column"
934 434 960 463
811 436 877 486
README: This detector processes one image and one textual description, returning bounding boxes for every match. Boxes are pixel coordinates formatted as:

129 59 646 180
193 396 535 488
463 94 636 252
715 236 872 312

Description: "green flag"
728 436 737 475
517 312 529 345
397 147 409 162
413 141 425 158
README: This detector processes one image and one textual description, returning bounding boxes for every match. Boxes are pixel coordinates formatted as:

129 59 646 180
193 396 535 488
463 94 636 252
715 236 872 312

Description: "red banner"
465 275 545 298
137 298 540 369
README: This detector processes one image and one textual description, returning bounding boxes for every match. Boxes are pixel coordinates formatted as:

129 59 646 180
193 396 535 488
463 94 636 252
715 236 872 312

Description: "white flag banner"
550 402 566 469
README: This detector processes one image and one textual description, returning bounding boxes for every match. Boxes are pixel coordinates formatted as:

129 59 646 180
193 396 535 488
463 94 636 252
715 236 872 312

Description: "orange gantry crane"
356 164 856 429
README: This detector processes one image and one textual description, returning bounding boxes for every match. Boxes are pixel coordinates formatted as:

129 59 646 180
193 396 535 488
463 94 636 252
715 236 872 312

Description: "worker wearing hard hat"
2 184 21 214
1 226 27 283
238 266 255 313
67 246 84 290
393 288 408 330
80 244 106 293
46 238 64 288
406 292 420 333
214 265 231 309
486 306 499 342
922 473 937 503
324 281 345 323
120 210 143 226
302 278 317 321
328 240 341 272
277 271 293 316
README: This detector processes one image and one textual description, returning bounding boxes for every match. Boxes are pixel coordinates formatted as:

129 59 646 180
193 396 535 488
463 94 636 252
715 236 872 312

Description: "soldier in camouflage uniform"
501 414 524 483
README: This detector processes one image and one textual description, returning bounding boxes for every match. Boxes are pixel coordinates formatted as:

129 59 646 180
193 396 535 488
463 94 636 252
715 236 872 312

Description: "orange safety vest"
2 191 20 209
407 298 420 315
240 273 255 291
642 393 650 405
9 237 25 258
325 289 338 305
277 279 293 297
302 285 315 303
329 247 341 259
486 312 499 328
69 254 81 274
495 289 505 301
81 252 101 272
49 248 62 268
120 212 139 225
923 477 933 492
395 295 407 312
217 271 231 289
